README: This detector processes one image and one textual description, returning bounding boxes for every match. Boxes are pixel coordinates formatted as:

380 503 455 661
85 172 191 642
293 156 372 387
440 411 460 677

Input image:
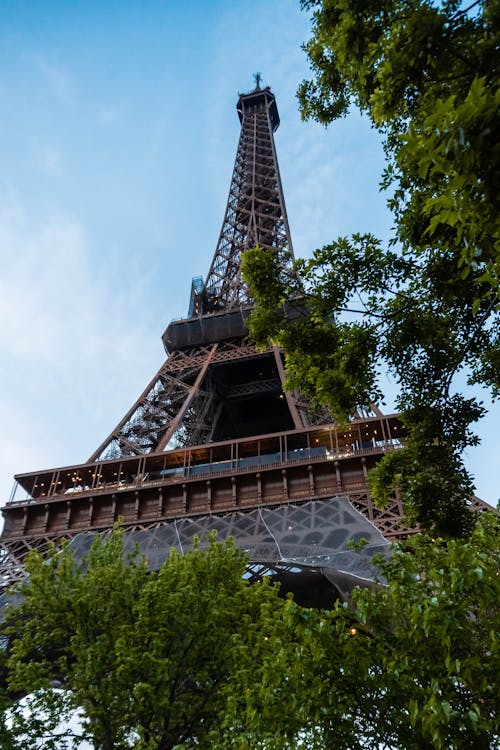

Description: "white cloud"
37 147 63 175
97 107 117 126
0 193 164 507
31 54 72 101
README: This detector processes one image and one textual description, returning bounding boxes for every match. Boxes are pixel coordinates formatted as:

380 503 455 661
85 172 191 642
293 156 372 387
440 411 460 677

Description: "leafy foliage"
236 513 500 749
1 528 288 750
1 516 498 749
243 0 500 535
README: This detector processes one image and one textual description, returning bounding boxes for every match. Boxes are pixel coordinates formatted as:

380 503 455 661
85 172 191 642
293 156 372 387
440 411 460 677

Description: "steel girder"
204 87 296 311
88 86 305 463
88 341 311 462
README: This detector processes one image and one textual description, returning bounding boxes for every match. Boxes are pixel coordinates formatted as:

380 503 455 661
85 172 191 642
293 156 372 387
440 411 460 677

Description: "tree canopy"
242 0 500 536
1 516 498 749
1 530 288 750
240 512 500 750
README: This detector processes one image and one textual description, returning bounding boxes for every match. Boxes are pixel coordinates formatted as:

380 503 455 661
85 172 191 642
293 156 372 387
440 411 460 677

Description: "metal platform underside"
68 494 390 584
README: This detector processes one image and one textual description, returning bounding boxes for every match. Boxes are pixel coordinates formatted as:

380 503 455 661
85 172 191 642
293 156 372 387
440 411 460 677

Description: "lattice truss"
204 88 296 311
89 87 303 463
0 491 491 592
90 344 214 461
89 341 304 462
0 496 388 594
61 496 392 582
0 537 55 590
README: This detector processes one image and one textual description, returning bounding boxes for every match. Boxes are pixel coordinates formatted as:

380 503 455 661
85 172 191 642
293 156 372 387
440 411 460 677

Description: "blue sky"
0 0 498 511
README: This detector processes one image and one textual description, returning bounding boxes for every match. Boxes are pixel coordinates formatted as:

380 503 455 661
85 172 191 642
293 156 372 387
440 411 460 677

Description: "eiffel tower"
2 81 470 603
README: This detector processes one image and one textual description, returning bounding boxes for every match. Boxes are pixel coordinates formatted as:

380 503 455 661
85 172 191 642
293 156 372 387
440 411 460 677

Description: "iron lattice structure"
0 83 492 594
86 85 302 463
203 86 295 312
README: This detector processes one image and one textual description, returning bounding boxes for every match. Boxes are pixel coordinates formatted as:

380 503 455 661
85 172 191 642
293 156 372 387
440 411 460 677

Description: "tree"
237 513 500 749
242 0 500 536
3 529 147 749
298 0 499 298
1 519 498 750
1 528 289 750
0 687 83 750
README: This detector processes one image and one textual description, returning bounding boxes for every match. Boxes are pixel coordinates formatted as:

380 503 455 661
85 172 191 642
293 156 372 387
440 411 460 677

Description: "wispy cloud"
96 107 117 126
31 54 72 101
36 146 63 175
0 193 164 505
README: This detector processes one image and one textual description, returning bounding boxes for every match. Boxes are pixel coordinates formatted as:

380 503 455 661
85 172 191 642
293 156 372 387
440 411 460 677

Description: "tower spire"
202 84 295 313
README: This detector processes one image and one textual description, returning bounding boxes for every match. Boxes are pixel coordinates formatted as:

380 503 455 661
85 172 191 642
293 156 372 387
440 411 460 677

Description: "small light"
350 627 357 636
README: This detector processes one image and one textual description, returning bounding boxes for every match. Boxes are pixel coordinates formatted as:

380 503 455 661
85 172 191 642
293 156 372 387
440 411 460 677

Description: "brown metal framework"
203 86 295 311
1 418 411 587
88 341 311 463
1 83 492 591
87 84 300 464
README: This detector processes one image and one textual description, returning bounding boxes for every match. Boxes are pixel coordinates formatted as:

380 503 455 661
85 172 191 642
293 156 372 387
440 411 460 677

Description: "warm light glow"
350 627 357 636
